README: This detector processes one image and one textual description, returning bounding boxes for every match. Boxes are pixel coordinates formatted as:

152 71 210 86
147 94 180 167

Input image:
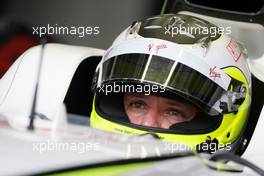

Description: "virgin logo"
226 39 241 62
148 43 167 54
209 66 221 80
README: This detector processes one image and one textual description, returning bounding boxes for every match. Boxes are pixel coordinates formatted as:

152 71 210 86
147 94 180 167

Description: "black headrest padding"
64 56 101 117
96 92 129 122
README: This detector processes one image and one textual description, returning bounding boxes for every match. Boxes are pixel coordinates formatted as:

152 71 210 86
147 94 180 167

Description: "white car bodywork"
0 44 104 123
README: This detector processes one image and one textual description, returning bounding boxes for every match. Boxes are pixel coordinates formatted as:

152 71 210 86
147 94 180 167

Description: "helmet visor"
95 53 228 116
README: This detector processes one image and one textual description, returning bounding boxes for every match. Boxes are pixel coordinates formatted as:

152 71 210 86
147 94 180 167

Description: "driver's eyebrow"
127 94 145 98
134 95 145 98
164 99 185 107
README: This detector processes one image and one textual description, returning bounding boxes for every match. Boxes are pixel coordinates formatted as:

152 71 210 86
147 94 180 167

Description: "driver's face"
124 93 198 129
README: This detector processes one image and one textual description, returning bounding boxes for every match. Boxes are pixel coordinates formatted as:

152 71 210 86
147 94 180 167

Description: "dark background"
0 0 163 49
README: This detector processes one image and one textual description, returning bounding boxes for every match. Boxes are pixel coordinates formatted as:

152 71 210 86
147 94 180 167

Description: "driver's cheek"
160 118 174 129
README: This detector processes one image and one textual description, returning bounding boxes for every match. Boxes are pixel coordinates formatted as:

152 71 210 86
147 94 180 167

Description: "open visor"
95 53 230 116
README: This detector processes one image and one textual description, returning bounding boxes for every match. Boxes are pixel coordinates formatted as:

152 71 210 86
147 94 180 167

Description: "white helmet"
91 14 252 154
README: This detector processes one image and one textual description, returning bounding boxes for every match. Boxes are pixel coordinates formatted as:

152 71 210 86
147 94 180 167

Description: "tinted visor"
96 54 226 116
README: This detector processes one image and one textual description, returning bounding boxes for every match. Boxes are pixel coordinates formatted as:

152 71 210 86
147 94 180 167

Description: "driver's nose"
141 109 161 128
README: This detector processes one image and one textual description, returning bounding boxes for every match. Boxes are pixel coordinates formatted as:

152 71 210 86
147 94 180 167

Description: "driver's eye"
165 109 184 117
129 102 146 110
